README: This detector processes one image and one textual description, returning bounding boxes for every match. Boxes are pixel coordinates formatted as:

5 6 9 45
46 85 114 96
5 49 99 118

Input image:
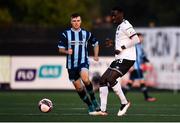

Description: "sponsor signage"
15 69 36 81
39 65 62 78
11 57 74 89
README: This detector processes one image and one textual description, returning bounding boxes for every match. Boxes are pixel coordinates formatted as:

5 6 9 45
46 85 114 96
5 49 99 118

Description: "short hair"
137 33 143 36
71 13 81 18
112 6 124 13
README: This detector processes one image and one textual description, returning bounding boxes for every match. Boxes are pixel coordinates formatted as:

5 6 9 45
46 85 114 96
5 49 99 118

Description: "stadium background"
0 0 180 122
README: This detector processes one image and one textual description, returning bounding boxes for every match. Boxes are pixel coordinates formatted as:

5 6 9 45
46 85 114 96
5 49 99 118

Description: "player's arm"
115 26 140 55
58 32 73 55
124 26 140 48
93 45 99 61
125 34 140 49
59 48 73 55
89 33 99 61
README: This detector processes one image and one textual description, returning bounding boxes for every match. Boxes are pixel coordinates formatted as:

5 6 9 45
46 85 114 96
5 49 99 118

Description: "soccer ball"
38 98 53 113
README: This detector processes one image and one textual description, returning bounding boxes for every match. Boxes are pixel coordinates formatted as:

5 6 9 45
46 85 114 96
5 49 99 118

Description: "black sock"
140 83 149 99
85 83 96 101
123 83 132 94
127 83 132 89
77 89 92 106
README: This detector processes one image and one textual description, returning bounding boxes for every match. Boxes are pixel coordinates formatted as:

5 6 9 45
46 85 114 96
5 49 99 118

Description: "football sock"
112 82 128 104
123 83 132 94
85 82 96 101
99 86 108 112
140 83 149 99
127 83 132 89
77 89 92 106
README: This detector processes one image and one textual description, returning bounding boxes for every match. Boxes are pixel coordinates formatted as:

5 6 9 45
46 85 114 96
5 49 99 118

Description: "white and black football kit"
109 19 139 76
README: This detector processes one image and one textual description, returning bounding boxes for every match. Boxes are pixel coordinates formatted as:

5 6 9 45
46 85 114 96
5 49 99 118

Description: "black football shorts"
109 59 135 77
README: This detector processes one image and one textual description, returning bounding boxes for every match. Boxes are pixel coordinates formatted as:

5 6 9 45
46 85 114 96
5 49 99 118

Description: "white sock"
112 82 128 104
99 86 109 112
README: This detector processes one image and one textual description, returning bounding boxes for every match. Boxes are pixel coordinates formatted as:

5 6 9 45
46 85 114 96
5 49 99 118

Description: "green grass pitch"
0 91 180 122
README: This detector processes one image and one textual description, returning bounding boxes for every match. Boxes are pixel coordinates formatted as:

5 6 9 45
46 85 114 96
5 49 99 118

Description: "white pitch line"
128 113 180 117
0 113 180 117
0 113 60 116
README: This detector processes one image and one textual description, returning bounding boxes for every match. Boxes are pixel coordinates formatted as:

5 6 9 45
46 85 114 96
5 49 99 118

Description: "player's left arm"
93 45 99 61
124 26 140 49
89 33 99 61
115 26 140 55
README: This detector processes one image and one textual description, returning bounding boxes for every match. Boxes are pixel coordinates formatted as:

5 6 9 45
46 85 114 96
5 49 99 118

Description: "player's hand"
129 66 134 72
114 50 121 55
67 49 73 55
93 56 99 61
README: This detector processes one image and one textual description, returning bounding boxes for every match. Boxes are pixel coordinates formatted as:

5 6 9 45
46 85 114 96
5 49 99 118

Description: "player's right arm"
89 33 99 61
59 48 73 55
58 32 73 55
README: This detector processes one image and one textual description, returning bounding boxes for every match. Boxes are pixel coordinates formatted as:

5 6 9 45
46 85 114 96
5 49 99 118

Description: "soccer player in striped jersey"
123 33 157 102
58 13 100 115
97 7 140 116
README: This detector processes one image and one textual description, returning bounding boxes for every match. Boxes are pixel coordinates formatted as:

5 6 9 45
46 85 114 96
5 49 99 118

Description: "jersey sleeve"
123 22 137 38
89 33 99 47
58 32 68 49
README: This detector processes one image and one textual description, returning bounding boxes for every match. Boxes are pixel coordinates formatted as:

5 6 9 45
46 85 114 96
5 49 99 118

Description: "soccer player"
123 33 157 102
97 7 140 116
58 13 100 115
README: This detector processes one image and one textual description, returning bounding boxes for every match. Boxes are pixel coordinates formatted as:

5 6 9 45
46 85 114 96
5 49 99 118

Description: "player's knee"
81 77 90 84
73 82 84 91
107 77 117 87
75 86 84 92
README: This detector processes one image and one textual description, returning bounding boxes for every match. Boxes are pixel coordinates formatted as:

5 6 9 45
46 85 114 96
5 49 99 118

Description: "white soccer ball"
38 98 53 113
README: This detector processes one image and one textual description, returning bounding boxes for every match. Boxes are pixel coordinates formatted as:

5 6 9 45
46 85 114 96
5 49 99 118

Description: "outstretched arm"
93 45 99 61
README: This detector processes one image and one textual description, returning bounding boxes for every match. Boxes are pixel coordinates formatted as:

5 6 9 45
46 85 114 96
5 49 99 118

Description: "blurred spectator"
92 15 113 29
92 17 103 28
105 38 113 47
148 20 156 27
103 15 113 28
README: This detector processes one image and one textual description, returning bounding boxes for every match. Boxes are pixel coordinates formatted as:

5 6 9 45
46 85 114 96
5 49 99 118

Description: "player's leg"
125 69 138 94
68 69 95 115
80 68 100 111
108 59 134 116
135 69 156 102
73 79 92 107
107 69 130 115
122 79 133 94
98 68 111 115
139 79 157 102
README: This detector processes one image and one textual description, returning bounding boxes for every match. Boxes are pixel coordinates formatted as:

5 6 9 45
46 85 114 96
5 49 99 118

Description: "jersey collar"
71 28 81 32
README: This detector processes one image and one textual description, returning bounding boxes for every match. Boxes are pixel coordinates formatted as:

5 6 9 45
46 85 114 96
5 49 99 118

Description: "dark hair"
112 6 124 13
137 33 142 36
71 13 81 18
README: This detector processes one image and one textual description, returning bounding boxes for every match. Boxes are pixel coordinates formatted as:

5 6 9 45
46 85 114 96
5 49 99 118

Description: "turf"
0 91 180 122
